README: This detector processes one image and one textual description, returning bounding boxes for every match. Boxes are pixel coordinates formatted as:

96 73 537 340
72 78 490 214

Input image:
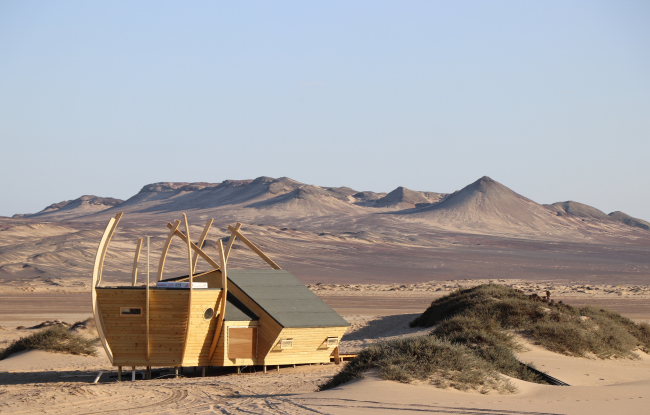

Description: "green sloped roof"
224 292 258 321
227 269 349 328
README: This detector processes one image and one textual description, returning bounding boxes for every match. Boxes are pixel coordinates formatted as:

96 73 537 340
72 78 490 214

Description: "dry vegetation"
322 284 650 393
411 284 650 358
0 319 98 360
320 336 518 394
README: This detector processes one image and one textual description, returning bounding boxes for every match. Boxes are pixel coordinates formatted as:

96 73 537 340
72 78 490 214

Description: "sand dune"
2 288 650 414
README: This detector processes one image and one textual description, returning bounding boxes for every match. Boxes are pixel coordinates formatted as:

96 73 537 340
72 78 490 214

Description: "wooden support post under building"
132 366 136 381
117 366 122 382
263 365 266 374
276 365 279 372
174 367 179 379
237 366 241 374
146 366 151 380
202 366 206 377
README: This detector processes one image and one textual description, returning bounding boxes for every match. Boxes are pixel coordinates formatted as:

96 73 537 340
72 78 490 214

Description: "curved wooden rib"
227 225 281 270
208 240 228 361
191 219 213 274
181 213 193 364
157 219 181 281
165 223 220 270
91 213 123 365
131 238 143 286
223 222 242 265
97 212 123 285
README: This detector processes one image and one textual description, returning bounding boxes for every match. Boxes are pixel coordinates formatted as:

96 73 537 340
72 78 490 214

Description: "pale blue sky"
1 1 649 219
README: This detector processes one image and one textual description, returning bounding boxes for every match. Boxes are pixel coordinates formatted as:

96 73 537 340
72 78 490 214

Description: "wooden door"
228 327 257 359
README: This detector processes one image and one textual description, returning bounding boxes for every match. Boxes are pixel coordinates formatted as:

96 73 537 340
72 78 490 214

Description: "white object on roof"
156 281 208 289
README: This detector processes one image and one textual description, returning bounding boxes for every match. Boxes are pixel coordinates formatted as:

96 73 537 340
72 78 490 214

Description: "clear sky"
1 1 649 219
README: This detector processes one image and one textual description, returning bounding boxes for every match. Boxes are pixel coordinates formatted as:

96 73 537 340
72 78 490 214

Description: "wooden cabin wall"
181 290 222 366
225 283 284 360
98 288 222 367
192 270 222 288
210 320 259 367
262 326 348 365
97 289 147 366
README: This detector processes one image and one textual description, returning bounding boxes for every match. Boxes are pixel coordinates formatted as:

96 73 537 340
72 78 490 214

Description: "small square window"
280 339 293 349
326 337 339 347
120 307 142 316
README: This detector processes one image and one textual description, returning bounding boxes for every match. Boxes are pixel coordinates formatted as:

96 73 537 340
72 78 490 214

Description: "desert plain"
2 176 650 414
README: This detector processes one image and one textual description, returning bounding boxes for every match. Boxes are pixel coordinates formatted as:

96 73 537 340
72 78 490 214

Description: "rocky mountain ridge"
13 176 649 234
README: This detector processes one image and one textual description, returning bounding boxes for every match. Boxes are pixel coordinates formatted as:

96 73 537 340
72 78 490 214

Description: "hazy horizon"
1 1 649 219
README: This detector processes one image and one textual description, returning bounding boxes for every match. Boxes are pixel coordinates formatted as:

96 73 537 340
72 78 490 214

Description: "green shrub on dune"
412 283 650 358
0 325 99 360
320 336 516 393
322 284 650 392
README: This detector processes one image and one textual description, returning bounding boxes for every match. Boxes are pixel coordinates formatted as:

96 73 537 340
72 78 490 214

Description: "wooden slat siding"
98 288 222 366
228 327 257 359
98 289 147 366
192 270 222 288
262 326 348 365
211 321 259 367
181 290 221 366
223 283 283 361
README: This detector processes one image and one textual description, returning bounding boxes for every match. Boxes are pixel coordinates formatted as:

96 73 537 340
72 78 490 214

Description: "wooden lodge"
92 213 349 377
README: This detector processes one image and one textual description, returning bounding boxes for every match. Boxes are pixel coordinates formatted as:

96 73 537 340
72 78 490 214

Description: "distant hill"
106 176 302 215
12 175 649 237
370 187 444 209
545 201 611 221
246 185 359 215
609 211 650 230
16 195 123 219
396 176 571 234
352 191 387 202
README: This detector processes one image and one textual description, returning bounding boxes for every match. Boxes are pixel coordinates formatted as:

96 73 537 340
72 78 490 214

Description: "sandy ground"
2 285 650 414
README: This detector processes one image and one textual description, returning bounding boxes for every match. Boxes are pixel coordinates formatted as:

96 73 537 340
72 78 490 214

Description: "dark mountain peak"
178 183 214 192
140 182 195 193
353 191 386 201
41 195 123 213
267 177 303 194
609 211 650 230
466 176 501 193
26 195 123 218
294 185 329 200
252 176 275 184
375 186 432 207
546 201 610 221
324 186 358 201
216 179 254 189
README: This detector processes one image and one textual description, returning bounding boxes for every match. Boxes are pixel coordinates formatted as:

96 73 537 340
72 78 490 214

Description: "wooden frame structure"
91 213 349 377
